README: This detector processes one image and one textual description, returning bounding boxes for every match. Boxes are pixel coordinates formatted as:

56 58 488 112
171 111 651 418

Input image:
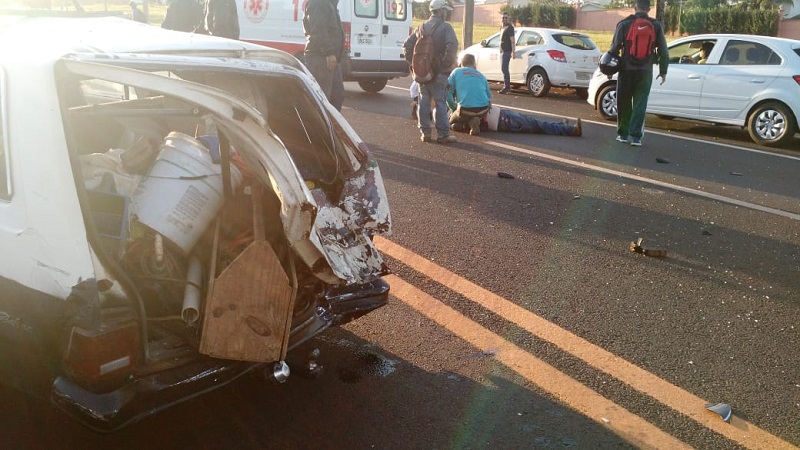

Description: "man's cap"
429 0 454 12
636 0 651 9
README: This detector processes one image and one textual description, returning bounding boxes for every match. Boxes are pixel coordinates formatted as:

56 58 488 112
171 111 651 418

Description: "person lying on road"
447 53 581 137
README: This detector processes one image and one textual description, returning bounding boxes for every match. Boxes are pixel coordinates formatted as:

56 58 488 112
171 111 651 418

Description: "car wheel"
747 101 797 147
358 79 388 93
575 88 589 100
597 84 617 121
526 68 551 97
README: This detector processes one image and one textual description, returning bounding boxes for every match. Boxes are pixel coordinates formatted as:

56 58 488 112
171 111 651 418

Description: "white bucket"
133 132 242 253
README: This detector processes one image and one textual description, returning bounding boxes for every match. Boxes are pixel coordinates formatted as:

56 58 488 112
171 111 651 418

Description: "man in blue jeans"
498 13 515 95
403 0 459 144
609 0 667 147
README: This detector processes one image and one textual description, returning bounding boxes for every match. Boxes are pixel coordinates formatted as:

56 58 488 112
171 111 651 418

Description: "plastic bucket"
133 132 242 253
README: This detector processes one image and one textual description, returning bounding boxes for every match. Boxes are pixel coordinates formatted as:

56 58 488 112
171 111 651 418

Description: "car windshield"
552 33 597 51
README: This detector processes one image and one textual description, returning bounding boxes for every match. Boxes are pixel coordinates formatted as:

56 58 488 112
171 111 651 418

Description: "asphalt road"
3 79 799 450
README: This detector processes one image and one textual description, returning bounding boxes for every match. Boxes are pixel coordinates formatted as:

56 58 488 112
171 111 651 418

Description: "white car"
588 34 800 147
0 13 391 430
459 27 601 98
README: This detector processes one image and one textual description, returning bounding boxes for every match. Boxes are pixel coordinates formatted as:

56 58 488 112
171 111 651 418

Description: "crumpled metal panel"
339 158 391 233
311 157 391 285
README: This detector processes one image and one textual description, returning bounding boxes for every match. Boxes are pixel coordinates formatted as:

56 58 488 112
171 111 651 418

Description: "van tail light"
793 75 800 85
64 319 141 391
342 22 351 53
547 50 567 63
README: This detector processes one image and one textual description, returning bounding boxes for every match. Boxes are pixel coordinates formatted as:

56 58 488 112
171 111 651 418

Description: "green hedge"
413 1 430 20
663 6 778 36
500 4 575 28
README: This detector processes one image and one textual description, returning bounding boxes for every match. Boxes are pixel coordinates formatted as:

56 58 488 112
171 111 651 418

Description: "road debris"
573 195 581 200
702 229 713 236
656 157 670 164
705 403 733 423
730 171 743 176
629 237 667 257
497 171 515 179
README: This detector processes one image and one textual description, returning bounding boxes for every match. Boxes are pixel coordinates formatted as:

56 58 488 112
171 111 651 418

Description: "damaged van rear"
0 14 391 431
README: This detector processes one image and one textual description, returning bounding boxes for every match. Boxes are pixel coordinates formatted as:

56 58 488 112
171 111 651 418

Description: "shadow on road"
0 324 635 449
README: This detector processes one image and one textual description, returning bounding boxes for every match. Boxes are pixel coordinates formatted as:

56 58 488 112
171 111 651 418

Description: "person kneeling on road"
447 54 492 136
447 54 582 137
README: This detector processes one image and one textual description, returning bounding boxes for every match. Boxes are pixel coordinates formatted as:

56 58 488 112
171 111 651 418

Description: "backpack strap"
423 21 441 39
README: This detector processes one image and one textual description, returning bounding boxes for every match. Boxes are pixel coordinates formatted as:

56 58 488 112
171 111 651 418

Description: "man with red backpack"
609 0 668 147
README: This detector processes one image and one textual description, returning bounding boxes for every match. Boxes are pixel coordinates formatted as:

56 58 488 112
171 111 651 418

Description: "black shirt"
500 24 514 52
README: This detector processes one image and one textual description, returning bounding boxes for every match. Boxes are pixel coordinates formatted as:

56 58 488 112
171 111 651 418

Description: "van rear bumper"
50 277 390 432
342 59 409 80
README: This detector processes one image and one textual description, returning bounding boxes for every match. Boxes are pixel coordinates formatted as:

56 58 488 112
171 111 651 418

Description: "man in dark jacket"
610 0 668 147
129 1 147 23
403 0 459 144
202 0 239 39
162 0 204 32
303 0 345 111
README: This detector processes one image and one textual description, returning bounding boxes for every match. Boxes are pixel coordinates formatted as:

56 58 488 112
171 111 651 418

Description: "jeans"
501 51 512 91
497 109 573 135
305 55 345 111
418 74 450 138
616 70 653 139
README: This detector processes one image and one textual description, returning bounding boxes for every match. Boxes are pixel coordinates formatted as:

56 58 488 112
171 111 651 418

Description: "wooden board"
199 240 294 362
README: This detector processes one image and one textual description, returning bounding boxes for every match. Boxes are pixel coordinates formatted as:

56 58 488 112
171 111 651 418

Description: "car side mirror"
481 39 488 47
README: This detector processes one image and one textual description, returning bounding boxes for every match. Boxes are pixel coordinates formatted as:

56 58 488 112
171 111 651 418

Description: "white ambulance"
238 0 412 93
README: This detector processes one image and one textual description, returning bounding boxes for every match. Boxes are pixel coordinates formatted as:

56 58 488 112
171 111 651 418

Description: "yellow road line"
385 274 692 449
376 236 798 450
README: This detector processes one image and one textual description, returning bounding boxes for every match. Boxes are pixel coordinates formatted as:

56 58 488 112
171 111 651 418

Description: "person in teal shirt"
447 54 581 137
447 53 492 135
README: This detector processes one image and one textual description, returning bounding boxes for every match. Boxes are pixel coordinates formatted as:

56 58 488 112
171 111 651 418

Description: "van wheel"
358 79 388 93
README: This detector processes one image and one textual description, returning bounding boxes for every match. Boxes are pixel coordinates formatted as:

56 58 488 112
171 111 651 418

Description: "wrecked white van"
0 13 391 430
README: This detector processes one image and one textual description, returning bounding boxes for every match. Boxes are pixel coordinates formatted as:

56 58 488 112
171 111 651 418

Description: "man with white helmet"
403 0 459 144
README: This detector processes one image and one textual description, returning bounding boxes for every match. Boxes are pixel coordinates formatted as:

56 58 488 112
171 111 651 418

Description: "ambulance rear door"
381 0 411 65
350 0 411 78
349 0 382 74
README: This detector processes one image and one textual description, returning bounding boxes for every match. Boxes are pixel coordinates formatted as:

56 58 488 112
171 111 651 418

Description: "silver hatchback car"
460 27 601 98
588 34 800 147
